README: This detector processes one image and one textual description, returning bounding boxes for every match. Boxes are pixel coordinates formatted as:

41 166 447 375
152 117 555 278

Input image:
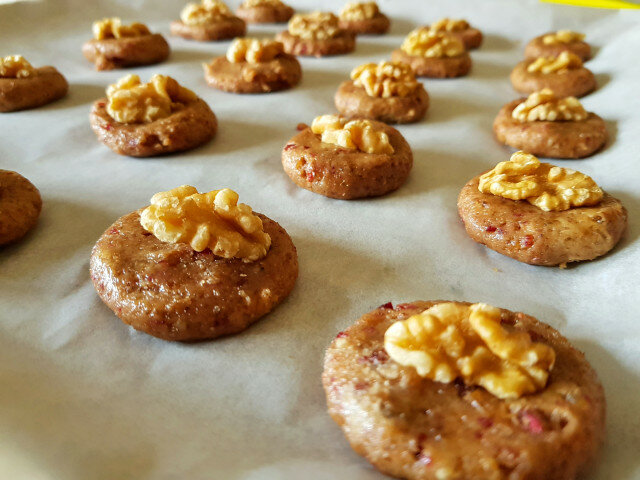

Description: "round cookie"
323 300 606 480
510 60 596 98
525 33 591 62
275 30 356 57
90 210 298 341
0 170 42 246
457 175 627 266
281 121 413 199
334 80 429 124
391 48 471 78
236 1 294 23
170 16 246 41
0 66 68 113
428 25 483 50
338 13 390 35
493 99 607 159
90 97 217 157
82 34 170 71
204 53 301 93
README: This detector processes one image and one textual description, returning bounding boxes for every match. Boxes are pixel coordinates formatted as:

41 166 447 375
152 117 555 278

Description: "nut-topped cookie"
82 18 170 71
493 89 607 158
338 1 390 35
0 55 68 112
236 0 294 24
0 170 42 246
427 17 483 49
276 12 356 57
511 52 596 98
90 74 217 157
90 186 298 341
171 0 246 41
391 28 471 78
458 151 627 266
525 30 591 62
323 300 606 480
334 61 429 124
204 37 301 93
281 114 412 199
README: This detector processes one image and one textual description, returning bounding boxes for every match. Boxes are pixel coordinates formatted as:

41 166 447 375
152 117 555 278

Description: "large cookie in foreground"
323 300 606 480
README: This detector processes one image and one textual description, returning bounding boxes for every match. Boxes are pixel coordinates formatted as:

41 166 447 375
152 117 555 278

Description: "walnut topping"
478 151 603 212
384 302 556 399
542 30 585 45
351 61 419 98
226 38 284 64
527 51 583 74
401 28 465 58
311 115 394 154
430 17 470 33
339 2 380 21
0 55 35 78
288 12 341 40
241 0 284 6
92 18 151 40
512 88 587 123
140 185 271 262
106 74 197 124
180 0 232 25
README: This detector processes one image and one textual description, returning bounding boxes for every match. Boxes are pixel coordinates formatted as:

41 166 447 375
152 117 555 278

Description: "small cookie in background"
276 12 356 57
525 30 591 62
90 74 217 157
204 38 301 93
0 170 42 246
511 51 596 98
457 151 627 266
334 61 429 124
82 18 170 71
338 1 390 36
0 55 67 112
171 0 246 42
90 186 298 341
427 17 482 49
493 89 606 159
236 0 294 24
391 28 471 78
281 114 412 199
323 300 606 480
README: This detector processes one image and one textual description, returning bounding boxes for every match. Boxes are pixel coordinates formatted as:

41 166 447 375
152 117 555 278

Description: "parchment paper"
1 1 639 479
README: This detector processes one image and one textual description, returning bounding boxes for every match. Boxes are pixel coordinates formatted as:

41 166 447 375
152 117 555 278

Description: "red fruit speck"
520 235 535 249
486 225 497 233
360 349 389 365
103 124 112 131
478 417 494 429
306 170 315 182
520 410 545 434
284 143 296 151
108 227 119 235
336 331 348 338
354 381 369 391
379 302 393 309
97 101 106 107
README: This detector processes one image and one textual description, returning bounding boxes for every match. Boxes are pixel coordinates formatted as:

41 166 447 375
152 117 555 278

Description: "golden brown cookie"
510 58 596 98
525 31 591 62
281 116 413 199
338 2 390 35
170 17 245 41
391 48 471 78
90 208 298 341
0 170 42 246
236 0 294 23
426 18 483 49
323 300 606 480
276 12 356 57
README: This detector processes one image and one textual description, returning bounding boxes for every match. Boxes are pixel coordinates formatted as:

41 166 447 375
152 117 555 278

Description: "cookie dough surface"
0 66 68 112
236 3 293 23
90 210 298 341
338 13 390 35
510 60 596 98
323 300 606 480
170 17 246 41
82 34 170 71
391 48 471 78
281 121 413 199
525 34 591 61
493 99 607 159
275 30 356 57
0 170 42 246
457 175 627 266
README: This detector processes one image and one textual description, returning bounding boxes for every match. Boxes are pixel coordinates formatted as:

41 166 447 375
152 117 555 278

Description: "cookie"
90 74 217 157
323 300 606 480
427 18 483 49
334 61 429 124
0 55 68 112
457 153 627 266
82 18 170 71
338 2 390 35
171 0 245 42
525 31 591 62
90 187 298 341
276 12 356 57
0 170 42 246
493 95 607 159
236 0 294 24
204 38 302 93
281 115 413 199
510 54 596 98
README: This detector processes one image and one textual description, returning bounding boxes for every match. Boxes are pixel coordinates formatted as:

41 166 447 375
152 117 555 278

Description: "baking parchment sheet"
1 0 639 479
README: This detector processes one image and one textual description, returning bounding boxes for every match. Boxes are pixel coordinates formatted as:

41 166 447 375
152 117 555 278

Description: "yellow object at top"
478 151 603 211
92 18 151 40
140 186 271 262
339 2 380 21
384 302 556 399
0 55 35 78
311 115 394 154
401 28 465 58
351 61 419 98
180 0 232 25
